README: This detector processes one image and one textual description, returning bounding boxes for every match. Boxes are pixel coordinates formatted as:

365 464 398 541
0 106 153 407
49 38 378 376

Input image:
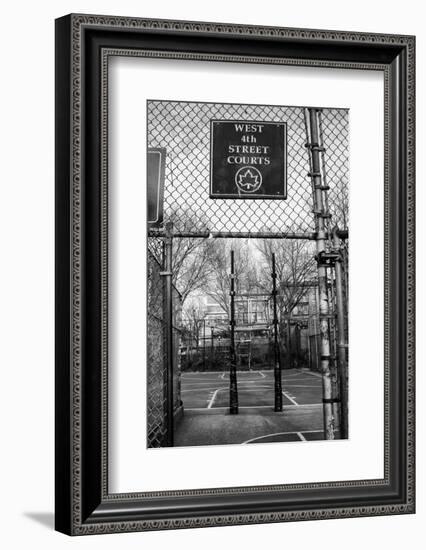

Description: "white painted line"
182 381 231 386
281 385 321 388
185 403 323 411
233 387 281 392
184 385 280 393
283 377 322 382
182 387 227 393
207 389 220 409
182 375 225 382
182 380 319 387
297 432 307 441
242 430 323 444
182 381 271 387
297 369 322 379
282 390 298 406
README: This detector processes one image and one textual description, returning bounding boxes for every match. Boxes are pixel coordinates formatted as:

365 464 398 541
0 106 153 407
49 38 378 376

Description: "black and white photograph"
146 100 349 448
0 0 419 545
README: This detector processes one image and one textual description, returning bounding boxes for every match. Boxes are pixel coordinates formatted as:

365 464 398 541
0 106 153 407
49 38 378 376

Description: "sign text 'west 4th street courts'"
210 120 287 199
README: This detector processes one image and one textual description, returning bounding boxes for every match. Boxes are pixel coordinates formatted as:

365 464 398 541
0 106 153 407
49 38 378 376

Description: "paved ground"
175 369 329 447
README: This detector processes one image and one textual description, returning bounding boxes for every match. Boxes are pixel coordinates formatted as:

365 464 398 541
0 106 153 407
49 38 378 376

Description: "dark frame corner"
55 13 415 535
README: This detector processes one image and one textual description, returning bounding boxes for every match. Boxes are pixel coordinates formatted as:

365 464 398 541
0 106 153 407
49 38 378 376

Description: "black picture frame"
55 14 415 535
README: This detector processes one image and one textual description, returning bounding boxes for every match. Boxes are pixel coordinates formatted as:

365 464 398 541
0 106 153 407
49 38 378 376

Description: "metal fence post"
203 318 206 371
333 228 349 439
327 269 340 430
211 327 214 357
272 253 283 411
306 108 336 440
162 222 174 446
229 250 239 414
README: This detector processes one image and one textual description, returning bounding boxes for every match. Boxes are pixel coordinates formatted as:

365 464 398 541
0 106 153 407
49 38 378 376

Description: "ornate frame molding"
55 14 415 535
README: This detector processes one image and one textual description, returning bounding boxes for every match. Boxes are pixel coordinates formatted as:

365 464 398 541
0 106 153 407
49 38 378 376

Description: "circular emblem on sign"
234 167 263 194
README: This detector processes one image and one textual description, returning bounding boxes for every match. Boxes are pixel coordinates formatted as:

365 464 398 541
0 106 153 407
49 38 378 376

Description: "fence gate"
147 100 349 446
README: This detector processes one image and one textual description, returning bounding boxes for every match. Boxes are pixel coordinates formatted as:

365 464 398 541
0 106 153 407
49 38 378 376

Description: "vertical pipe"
272 253 283 411
211 327 214 362
295 323 300 368
163 222 174 446
229 250 238 414
333 229 349 439
203 318 206 370
307 108 335 440
328 268 340 432
286 320 291 368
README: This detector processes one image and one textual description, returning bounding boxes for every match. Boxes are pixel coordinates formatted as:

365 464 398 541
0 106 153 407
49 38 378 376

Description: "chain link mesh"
147 239 167 447
147 237 183 448
147 101 348 234
320 109 349 231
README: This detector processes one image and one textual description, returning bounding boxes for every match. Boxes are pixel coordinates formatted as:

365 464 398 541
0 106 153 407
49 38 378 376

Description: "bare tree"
256 239 316 365
182 301 205 351
205 239 257 317
165 208 215 304
173 237 215 304
258 239 316 312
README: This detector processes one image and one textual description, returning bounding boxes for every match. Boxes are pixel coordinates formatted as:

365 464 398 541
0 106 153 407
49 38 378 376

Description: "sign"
147 147 166 226
210 120 287 199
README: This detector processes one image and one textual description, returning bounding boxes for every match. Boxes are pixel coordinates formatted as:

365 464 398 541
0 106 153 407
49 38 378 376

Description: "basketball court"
175 368 330 446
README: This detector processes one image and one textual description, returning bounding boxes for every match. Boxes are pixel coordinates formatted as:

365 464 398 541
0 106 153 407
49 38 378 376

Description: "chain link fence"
147 238 183 448
147 101 348 234
147 100 349 445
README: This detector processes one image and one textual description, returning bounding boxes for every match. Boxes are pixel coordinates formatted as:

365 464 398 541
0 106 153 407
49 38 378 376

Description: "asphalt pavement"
174 368 335 446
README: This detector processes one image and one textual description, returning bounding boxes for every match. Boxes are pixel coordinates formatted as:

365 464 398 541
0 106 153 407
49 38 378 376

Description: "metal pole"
307 327 312 369
333 228 349 439
327 268 340 432
287 318 292 368
306 108 335 440
203 318 206 370
211 327 214 360
272 253 283 411
295 323 300 369
162 221 174 446
229 250 239 414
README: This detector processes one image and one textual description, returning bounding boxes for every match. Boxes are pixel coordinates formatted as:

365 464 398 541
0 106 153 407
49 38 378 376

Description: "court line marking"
185 403 323 411
183 385 284 393
283 379 322 383
217 375 316 381
182 381 272 387
281 385 321 388
182 376 321 380
207 389 220 409
182 374 225 382
282 390 298 406
182 378 320 385
297 369 322 379
242 429 323 444
182 387 227 393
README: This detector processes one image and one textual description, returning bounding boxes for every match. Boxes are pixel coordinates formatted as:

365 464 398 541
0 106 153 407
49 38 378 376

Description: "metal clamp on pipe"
304 142 326 152
315 250 341 267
